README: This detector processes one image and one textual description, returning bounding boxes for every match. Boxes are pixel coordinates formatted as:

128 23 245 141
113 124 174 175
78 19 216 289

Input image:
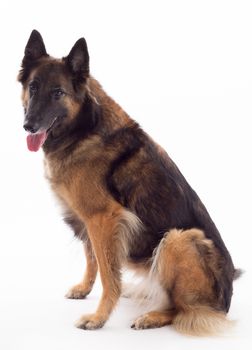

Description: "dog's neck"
86 77 132 132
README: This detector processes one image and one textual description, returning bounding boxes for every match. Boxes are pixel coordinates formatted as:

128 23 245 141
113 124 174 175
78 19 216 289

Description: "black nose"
23 122 39 134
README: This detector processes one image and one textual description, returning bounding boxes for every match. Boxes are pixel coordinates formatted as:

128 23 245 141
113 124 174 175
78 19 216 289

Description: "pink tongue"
26 132 47 152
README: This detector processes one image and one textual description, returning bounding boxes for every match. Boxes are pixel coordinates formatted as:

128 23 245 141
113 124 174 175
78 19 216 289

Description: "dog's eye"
53 88 65 99
29 82 38 94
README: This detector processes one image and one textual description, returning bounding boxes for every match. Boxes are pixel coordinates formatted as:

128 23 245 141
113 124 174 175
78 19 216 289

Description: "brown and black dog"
18 30 239 335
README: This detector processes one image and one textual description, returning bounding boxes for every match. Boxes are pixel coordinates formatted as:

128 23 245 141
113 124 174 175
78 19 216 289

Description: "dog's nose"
23 122 39 134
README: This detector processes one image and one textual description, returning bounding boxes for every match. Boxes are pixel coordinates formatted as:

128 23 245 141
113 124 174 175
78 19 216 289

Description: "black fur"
105 124 144 206
44 94 101 155
19 30 236 314
104 125 235 311
18 30 49 84
63 211 88 242
63 38 89 89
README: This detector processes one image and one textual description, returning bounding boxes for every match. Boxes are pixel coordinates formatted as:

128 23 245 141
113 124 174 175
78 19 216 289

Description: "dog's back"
103 120 235 312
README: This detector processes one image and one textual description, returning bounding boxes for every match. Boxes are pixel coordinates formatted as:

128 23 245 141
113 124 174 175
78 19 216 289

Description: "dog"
18 30 239 335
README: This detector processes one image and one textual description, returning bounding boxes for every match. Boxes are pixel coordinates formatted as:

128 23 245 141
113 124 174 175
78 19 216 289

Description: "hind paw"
131 314 159 330
131 311 174 330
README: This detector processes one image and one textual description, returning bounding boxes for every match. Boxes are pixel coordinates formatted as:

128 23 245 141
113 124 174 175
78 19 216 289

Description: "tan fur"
75 207 125 329
173 306 233 336
117 210 143 258
45 137 111 219
145 228 232 335
132 310 176 330
64 95 81 120
21 88 29 110
65 241 98 299
35 69 142 328
19 47 235 333
38 93 134 328
59 200 141 328
152 229 215 301
86 77 132 130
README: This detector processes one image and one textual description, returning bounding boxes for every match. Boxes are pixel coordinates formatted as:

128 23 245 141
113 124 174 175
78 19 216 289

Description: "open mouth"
26 132 47 152
26 117 58 152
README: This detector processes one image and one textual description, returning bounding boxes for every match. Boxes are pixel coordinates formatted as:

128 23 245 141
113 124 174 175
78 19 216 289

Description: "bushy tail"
173 305 234 336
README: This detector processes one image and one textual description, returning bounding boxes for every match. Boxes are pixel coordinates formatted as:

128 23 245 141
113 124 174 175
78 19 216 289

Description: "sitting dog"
18 30 239 334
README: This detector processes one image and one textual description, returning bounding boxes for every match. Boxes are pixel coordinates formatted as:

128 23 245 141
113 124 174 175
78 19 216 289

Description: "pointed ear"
24 30 47 62
18 30 48 83
65 38 89 80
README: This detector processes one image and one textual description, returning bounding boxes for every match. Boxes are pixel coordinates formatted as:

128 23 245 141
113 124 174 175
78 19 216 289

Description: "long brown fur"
18 30 238 334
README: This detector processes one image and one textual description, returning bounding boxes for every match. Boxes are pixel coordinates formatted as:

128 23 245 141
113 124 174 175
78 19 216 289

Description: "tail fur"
173 305 234 336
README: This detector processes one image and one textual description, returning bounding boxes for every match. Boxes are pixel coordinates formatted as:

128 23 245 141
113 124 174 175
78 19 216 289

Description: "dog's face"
18 30 89 151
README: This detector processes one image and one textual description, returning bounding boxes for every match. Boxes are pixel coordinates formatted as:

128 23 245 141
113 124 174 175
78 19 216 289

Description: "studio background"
0 1 251 349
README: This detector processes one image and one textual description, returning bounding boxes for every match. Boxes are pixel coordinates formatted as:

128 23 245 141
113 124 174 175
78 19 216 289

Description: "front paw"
65 283 91 299
75 314 105 330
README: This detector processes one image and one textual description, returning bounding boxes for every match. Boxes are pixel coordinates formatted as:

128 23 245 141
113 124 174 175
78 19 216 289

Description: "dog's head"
18 30 90 152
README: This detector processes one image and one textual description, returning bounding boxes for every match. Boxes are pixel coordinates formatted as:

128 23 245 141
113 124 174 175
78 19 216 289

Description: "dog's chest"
44 157 53 181
43 155 110 218
43 157 66 186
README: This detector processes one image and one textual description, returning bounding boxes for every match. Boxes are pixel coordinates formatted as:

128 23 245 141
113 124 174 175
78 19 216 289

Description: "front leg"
75 210 123 330
66 239 98 299
64 211 98 299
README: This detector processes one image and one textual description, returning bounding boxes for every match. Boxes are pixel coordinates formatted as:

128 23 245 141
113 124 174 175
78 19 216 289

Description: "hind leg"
131 309 177 330
154 228 216 303
131 228 219 331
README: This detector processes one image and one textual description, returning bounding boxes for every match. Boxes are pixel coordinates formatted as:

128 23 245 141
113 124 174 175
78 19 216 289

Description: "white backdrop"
0 1 251 349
